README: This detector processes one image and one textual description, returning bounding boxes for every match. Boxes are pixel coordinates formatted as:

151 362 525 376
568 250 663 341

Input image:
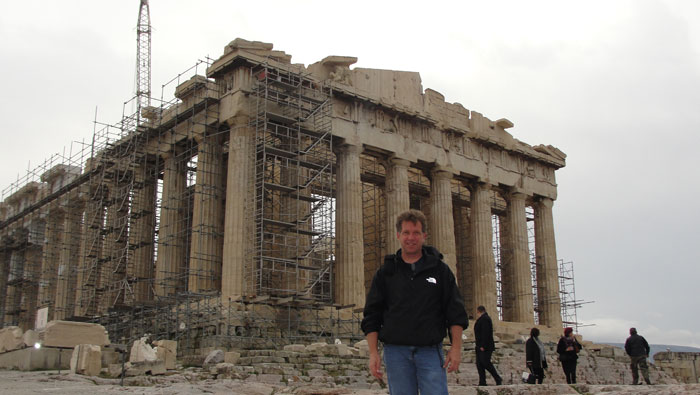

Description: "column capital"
430 165 456 180
508 190 528 202
225 115 249 128
334 143 363 156
468 180 492 192
535 196 554 208
387 156 411 168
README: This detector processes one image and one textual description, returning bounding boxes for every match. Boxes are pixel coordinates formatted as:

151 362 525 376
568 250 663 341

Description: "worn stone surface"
0 326 24 352
153 339 177 369
203 349 225 366
0 346 72 370
224 351 241 364
69 344 102 377
129 336 157 363
124 359 166 376
41 321 109 348
2 369 700 394
22 329 39 348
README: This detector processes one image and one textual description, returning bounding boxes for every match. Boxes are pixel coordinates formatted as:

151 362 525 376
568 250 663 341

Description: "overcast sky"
1 0 699 347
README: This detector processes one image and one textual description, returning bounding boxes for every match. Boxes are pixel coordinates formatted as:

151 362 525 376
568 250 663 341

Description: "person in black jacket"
624 327 651 385
525 327 547 384
362 209 469 395
556 327 581 384
473 306 503 386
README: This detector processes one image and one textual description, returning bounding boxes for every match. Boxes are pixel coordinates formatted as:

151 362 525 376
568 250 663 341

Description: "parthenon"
0 39 567 343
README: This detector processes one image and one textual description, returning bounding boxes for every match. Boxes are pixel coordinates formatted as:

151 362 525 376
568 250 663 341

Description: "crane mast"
136 0 151 120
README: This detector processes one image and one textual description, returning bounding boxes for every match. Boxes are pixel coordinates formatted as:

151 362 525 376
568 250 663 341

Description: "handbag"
521 371 535 384
522 367 536 384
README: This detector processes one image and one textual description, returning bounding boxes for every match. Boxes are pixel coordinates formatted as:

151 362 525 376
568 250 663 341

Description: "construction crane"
136 0 151 121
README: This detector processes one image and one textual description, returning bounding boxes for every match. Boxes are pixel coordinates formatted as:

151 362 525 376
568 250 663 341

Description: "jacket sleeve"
361 269 385 335
624 338 631 355
642 337 650 356
525 339 534 363
556 338 565 354
441 264 469 330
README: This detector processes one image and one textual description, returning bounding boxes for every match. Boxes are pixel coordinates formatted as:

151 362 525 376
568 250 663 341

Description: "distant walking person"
473 306 502 386
624 327 652 385
525 327 548 384
556 327 581 384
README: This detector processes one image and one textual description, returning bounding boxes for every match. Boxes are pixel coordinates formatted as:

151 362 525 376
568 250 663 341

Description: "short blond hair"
395 209 428 233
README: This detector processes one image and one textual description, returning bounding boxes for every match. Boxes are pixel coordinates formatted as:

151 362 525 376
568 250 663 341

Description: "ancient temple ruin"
0 39 569 350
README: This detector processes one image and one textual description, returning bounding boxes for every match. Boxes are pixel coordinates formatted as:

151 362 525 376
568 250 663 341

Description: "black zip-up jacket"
361 246 469 346
625 334 650 357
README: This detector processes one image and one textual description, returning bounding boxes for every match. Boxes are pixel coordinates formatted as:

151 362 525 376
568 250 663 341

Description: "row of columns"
1 128 561 329
329 143 562 327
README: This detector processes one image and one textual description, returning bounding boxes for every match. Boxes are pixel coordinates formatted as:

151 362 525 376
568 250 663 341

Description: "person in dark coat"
525 327 548 384
556 327 581 384
473 306 502 386
624 327 652 385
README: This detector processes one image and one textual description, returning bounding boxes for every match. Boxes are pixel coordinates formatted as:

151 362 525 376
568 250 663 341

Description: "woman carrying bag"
525 327 547 384
557 327 582 384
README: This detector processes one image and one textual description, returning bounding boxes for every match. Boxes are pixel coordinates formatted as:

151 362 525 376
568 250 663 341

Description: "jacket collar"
397 245 442 274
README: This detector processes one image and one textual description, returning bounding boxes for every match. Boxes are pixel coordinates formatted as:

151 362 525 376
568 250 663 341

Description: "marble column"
534 197 562 327
155 149 188 297
54 201 83 320
38 209 64 321
429 168 458 277
384 157 410 255
221 119 255 300
500 192 534 324
189 133 225 293
75 187 106 317
470 182 498 316
127 162 156 304
334 143 365 308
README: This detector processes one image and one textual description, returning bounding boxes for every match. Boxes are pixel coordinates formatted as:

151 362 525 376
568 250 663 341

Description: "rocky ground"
1 369 699 395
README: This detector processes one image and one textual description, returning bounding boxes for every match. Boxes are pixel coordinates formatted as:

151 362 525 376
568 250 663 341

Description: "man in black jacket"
474 306 502 386
624 327 652 385
362 209 469 394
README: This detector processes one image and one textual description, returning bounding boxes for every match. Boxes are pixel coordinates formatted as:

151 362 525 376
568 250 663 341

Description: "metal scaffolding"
249 63 335 301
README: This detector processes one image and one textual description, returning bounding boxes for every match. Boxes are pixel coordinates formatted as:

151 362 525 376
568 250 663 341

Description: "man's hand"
443 346 462 373
480 347 485 352
369 352 383 380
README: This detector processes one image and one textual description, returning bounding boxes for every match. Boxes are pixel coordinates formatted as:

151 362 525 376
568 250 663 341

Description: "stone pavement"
1 370 699 395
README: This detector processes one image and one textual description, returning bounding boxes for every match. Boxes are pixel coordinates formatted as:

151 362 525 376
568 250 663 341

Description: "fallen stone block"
22 329 39 348
224 351 241 364
153 339 177 370
0 326 24 353
41 321 109 348
203 349 224 366
70 344 102 377
130 336 157 363
125 359 166 376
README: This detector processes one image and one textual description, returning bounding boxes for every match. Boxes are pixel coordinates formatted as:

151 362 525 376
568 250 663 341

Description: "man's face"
475 309 482 319
397 220 426 256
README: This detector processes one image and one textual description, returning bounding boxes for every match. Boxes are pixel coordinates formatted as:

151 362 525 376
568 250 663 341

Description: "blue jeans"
382 343 448 395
